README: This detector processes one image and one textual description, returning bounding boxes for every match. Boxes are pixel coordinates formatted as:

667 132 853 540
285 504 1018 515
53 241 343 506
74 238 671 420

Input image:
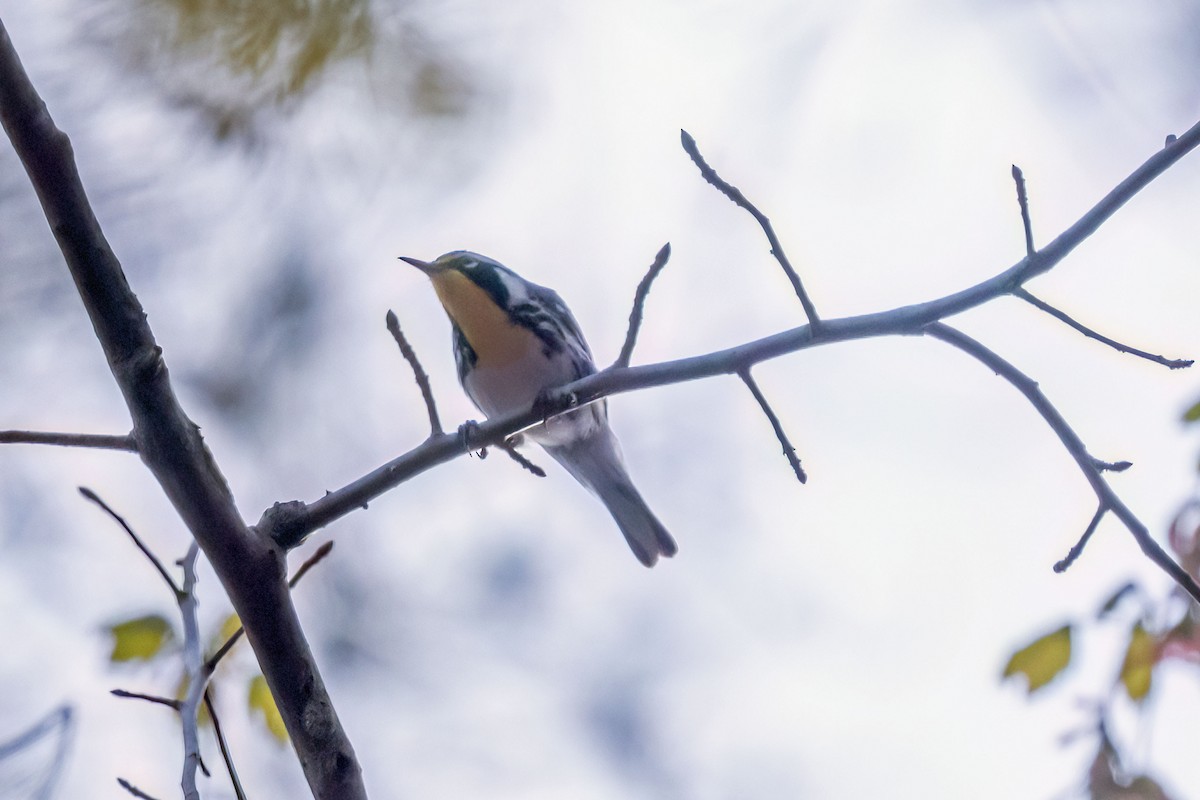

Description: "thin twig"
117 778 161 800
206 541 335 672
738 367 807 484
387 310 443 436
1012 164 1035 257
497 439 546 477
681 129 820 327
0 429 136 450
1093 458 1132 473
1014 288 1193 369
205 689 247 800
1054 505 1107 573
924 322 1200 603
79 487 181 596
178 542 203 800
110 689 181 710
613 243 671 369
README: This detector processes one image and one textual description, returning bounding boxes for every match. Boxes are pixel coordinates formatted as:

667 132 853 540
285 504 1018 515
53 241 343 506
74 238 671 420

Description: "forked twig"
924 322 1200 603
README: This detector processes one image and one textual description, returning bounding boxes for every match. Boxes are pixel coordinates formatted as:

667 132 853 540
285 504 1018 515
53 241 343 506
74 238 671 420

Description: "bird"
401 251 677 567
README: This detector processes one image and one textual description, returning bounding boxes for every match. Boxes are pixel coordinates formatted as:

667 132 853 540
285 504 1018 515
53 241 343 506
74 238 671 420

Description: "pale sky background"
2 0 1200 798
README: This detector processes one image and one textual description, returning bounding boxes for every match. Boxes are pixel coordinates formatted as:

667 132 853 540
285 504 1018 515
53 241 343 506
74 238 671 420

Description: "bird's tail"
542 430 677 567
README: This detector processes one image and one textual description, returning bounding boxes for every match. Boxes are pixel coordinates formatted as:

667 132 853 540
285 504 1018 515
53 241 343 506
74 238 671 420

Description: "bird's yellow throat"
429 270 539 366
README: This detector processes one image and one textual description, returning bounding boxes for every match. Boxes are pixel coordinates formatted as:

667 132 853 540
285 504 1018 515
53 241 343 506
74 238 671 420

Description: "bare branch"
110 689 181 710
0 430 136 451
79 487 181 597
1094 458 1133 473
613 242 672 369
0 21 363 797
1015 288 1193 369
178 542 203 800
386 309 443 436
117 778 161 800
205 689 247 800
1012 164 1036 257
206 541 335 672
1055 505 1107 573
497 439 546 478
923 322 1200 603
681 129 820 326
738 367 807 484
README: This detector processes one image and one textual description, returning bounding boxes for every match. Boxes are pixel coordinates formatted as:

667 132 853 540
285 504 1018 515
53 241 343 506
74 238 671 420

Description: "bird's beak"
398 256 435 274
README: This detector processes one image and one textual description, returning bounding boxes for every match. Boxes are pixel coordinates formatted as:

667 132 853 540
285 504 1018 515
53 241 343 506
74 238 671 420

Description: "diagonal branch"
613 242 672 369
738 367 807 484
0 430 137 450
1012 164 1036 257
1014 288 1193 369
680 129 821 326
0 20 364 799
386 310 442 436
923 322 1200 603
80 486 181 596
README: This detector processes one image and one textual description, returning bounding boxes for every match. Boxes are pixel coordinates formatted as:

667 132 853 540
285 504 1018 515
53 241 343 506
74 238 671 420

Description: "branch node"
1094 458 1133 473
613 242 671 369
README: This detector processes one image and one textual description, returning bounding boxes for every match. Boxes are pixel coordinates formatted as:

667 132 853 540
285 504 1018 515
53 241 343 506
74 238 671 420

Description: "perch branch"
0 429 136 450
613 242 672 369
386 309 442 436
0 20 364 799
681 129 820 326
258 119 1200 597
923 322 1200 603
1014 288 1193 369
738 367 807 484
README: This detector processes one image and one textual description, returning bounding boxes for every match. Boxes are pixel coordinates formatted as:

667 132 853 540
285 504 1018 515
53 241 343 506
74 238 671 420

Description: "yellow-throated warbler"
401 251 677 567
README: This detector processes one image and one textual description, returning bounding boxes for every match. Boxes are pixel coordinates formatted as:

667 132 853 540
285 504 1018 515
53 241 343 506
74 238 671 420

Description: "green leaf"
248 675 288 743
1183 400 1200 423
108 614 174 662
1002 624 1072 693
1119 622 1157 702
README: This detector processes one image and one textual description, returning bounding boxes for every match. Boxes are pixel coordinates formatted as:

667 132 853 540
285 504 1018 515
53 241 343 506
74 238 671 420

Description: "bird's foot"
457 420 486 457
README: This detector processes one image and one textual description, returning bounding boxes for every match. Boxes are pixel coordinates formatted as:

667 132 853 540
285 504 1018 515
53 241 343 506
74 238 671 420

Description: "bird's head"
400 251 527 347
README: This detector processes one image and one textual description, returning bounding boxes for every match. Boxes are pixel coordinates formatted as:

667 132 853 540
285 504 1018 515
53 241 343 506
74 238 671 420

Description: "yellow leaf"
108 614 174 662
248 675 288 743
218 613 242 643
1119 622 1157 702
1002 624 1072 693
